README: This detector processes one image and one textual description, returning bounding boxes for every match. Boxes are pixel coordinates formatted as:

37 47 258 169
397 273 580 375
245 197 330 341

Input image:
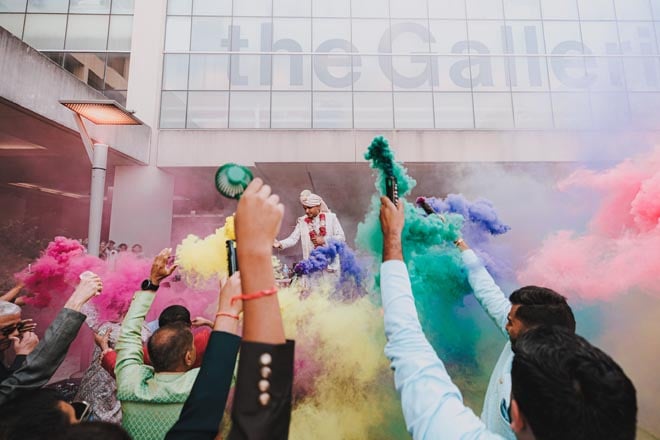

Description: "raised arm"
380 198 500 440
0 275 102 405
229 178 294 440
275 220 301 251
457 240 511 336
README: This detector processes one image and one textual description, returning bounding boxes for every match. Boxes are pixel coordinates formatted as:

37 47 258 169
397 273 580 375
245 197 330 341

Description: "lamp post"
60 100 143 257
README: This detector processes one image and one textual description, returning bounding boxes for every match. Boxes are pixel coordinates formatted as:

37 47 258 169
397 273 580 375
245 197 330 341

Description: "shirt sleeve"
330 213 346 242
115 291 154 397
278 220 302 250
461 250 512 336
381 260 503 440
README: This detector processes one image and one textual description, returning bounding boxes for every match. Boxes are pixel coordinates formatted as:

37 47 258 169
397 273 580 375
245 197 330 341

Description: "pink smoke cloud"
518 149 660 301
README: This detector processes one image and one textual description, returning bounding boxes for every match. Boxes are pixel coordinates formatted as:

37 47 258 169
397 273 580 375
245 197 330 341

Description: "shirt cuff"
461 249 481 268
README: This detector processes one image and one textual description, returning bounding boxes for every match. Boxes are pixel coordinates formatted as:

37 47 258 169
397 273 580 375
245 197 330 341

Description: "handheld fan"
215 163 253 199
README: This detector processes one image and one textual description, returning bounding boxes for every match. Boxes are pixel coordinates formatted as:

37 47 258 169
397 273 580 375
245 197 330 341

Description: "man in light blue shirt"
378 196 637 440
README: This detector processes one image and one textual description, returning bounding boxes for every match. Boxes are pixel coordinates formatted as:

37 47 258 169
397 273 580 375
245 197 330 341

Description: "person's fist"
379 196 405 238
73 274 103 303
12 331 39 355
235 178 284 255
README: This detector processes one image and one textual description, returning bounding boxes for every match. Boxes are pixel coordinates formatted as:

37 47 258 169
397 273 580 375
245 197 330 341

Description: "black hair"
509 285 576 332
63 422 131 440
147 323 193 372
511 326 637 440
158 304 191 327
0 388 70 440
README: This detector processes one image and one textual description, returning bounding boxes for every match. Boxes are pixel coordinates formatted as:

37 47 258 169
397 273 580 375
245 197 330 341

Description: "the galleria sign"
216 21 659 90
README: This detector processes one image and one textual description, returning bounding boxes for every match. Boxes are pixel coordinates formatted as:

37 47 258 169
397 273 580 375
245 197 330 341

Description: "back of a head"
63 422 131 440
510 286 576 332
511 326 637 440
0 300 21 318
147 323 193 372
158 304 191 327
0 389 70 440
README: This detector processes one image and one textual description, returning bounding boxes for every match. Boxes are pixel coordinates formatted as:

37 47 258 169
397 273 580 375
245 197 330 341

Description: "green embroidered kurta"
115 291 199 440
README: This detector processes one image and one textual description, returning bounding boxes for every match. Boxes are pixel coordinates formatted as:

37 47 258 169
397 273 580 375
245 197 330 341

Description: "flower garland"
305 213 326 247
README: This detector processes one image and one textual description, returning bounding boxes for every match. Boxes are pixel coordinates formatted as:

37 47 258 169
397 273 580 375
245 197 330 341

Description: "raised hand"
12 331 39 355
64 274 103 311
150 248 178 286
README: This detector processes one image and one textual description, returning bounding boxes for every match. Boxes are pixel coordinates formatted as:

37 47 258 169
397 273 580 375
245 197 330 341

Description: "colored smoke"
293 240 366 289
364 136 416 197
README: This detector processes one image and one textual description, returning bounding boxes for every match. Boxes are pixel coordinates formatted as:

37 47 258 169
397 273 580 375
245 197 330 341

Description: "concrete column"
87 143 108 257
109 166 174 256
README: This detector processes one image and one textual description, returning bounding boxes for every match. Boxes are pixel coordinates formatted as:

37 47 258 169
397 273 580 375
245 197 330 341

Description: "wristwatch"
141 279 159 291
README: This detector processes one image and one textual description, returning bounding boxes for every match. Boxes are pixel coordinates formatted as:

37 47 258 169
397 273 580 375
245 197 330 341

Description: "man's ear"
184 348 194 367
510 399 527 435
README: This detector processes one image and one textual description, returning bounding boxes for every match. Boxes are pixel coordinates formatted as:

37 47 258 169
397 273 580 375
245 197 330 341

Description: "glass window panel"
313 54 352 90
70 0 110 14
273 18 310 52
111 0 133 14
165 16 191 51
577 0 615 19
434 93 474 128
189 54 230 89
433 56 472 91
312 0 349 17
187 91 229 128
390 0 427 18
466 0 503 19
63 53 106 90
580 22 620 55
548 56 589 91
234 0 271 16
353 56 392 91
271 91 311 127
103 89 126 106
653 0 660 20
66 15 109 50
586 57 625 91
27 0 67 13
163 54 189 90
168 0 191 15
108 15 132 51
231 18 272 52
551 92 590 128
429 0 466 19
193 0 231 15
512 92 553 128
230 54 271 90
160 91 187 128
505 21 545 55
618 23 657 55
590 93 629 126
229 91 270 128
468 21 506 54
540 0 578 19
191 17 230 51
614 0 652 19
503 0 541 19
544 21 582 54
509 57 550 91
44 51 65 66
273 54 311 90
0 0 26 12
274 0 311 17
23 14 66 50
470 56 510 91
352 0 388 17
629 92 660 129
624 57 660 91
313 92 352 127
352 19 390 53
313 18 350 50
430 20 468 54
391 20 431 53
354 92 393 128
0 13 24 36
393 92 434 128
473 92 513 128
105 53 130 90
392 56 433 90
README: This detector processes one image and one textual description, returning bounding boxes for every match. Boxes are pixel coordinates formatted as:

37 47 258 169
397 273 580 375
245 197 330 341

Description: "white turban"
300 190 329 212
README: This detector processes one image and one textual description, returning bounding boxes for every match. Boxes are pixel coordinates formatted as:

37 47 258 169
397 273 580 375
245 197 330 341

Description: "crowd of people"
0 179 637 440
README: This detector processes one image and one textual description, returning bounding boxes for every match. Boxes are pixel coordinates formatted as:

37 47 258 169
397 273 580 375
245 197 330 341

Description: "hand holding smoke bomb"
386 176 398 206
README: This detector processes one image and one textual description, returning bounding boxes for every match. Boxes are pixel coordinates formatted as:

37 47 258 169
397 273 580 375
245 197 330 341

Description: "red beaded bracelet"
231 287 278 305
216 312 240 320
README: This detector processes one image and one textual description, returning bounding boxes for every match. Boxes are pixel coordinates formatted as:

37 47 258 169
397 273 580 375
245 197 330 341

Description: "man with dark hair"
0 388 77 440
115 249 198 440
378 197 637 439
159 305 192 327
455 239 575 438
